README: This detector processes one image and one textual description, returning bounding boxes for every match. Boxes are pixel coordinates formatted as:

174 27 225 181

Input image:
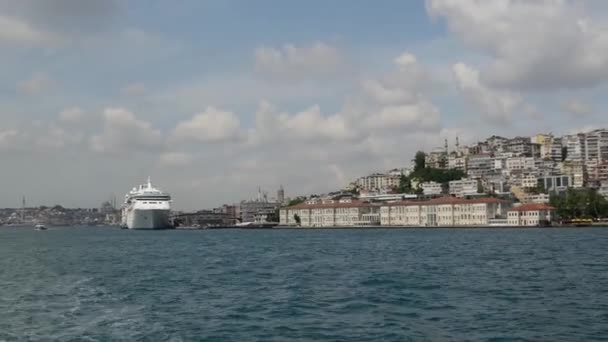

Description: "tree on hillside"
398 174 412 193
414 151 426 172
288 197 306 206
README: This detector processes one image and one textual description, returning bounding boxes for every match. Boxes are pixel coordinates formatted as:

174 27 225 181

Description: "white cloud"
121 82 146 96
158 152 194 167
427 0 608 90
0 129 20 150
366 102 441 131
452 63 521 124
90 108 162 154
17 73 55 95
361 51 433 105
59 107 84 123
561 99 593 116
254 42 345 82
251 101 354 144
0 15 62 46
171 107 242 143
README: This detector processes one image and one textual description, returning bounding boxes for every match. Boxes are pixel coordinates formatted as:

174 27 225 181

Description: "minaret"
21 196 25 223
444 139 448 154
277 185 285 204
456 136 460 153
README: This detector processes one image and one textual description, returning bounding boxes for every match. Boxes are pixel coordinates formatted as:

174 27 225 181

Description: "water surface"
1 227 607 341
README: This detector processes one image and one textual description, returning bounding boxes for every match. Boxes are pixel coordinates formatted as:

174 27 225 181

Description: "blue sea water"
1 227 608 341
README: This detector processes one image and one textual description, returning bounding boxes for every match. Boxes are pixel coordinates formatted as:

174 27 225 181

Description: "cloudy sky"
1 0 608 210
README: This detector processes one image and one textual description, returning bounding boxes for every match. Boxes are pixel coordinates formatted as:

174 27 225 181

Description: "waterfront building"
280 198 381 227
240 188 280 223
507 204 555 226
380 197 511 227
448 179 479 198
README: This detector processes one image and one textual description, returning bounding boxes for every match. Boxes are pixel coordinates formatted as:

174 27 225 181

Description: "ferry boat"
121 177 173 229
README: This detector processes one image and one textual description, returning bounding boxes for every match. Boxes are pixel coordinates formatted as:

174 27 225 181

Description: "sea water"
1 227 607 341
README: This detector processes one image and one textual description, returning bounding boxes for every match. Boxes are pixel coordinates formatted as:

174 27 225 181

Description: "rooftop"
509 203 556 211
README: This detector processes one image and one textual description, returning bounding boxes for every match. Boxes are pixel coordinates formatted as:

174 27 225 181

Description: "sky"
1 0 608 210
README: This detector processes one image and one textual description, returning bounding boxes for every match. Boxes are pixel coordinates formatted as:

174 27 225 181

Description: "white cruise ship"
121 177 173 229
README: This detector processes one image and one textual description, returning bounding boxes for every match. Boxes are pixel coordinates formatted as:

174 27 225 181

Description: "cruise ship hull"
127 209 172 229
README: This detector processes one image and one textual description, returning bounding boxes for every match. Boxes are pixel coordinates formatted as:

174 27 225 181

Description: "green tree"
398 175 412 193
550 188 608 219
414 151 426 172
288 197 306 206
294 214 301 226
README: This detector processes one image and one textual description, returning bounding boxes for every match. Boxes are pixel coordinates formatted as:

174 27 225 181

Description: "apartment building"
420 181 442 196
537 175 572 192
449 179 479 197
380 197 511 227
467 154 494 178
584 129 608 165
565 133 586 162
357 173 400 191
448 154 467 171
561 161 587 188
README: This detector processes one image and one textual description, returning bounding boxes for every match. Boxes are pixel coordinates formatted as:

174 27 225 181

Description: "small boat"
35 224 47 230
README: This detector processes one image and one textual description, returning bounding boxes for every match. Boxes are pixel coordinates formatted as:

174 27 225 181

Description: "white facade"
521 175 538 189
449 179 479 197
507 204 555 226
281 199 381 227
357 173 400 191
421 181 442 195
380 197 511 227
506 157 536 172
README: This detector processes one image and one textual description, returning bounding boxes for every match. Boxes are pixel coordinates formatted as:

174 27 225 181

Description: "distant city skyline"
1 0 608 210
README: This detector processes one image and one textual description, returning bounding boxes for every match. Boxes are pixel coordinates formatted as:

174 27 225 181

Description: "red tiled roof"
286 200 379 210
509 203 556 211
285 196 509 209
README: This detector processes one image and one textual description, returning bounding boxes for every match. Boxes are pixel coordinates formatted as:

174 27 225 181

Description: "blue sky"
1 0 607 209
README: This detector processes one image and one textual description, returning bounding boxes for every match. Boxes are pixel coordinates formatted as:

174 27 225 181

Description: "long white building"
280 198 381 227
380 197 511 227
280 196 512 227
